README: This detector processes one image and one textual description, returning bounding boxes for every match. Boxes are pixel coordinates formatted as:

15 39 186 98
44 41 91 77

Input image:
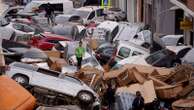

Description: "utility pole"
150 0 156 53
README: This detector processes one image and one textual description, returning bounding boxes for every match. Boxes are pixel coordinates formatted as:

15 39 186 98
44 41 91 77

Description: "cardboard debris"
48 57 67 72
76 66 104 93
103 67 133 86
172 97 194 110
117 80 156 104
88 39 99 50
44 51 61 58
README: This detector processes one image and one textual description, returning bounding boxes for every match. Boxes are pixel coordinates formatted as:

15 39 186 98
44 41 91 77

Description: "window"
48 40 60 44
132 51 142 56
13 23 34 32
111 26 119 41
118 47 131 58
146 50 167 64
23 25 34 33
13 23 23 31
88 11 95 20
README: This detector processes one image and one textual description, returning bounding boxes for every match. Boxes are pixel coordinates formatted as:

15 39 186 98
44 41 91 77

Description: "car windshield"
72 10 90 18
82 57 99 67
145 50 167 65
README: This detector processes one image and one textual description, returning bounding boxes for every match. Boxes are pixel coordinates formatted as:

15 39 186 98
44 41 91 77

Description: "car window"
96 9 104 17
13 23 24 31
146 50 167 64
118 47 131 58
47 40 60 44
23 25 34 32
37 68 60 77
88 11 95 20
111 26 119 41
177 48 191 58
132 51 143 56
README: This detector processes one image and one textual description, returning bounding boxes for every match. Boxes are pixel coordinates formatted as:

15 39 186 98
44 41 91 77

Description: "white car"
71 6 105 24
113 48 180 69
6 62 99 104
18 0 74 15
161 35 184 46
1 22 35 41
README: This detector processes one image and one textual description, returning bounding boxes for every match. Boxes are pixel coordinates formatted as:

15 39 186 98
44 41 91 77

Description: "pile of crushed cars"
0 0 194 110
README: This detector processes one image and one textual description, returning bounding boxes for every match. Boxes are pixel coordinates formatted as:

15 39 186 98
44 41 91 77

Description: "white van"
18 0 74 14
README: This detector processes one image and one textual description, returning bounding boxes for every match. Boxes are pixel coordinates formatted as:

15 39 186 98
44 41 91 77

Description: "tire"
77 91 94 103
171 60 181 67
12 74 29 86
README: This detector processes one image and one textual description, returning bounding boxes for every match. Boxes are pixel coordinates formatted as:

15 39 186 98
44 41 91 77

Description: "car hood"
117 55 149 66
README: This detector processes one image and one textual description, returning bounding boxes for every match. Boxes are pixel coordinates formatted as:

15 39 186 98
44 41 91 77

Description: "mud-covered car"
5 62 100 105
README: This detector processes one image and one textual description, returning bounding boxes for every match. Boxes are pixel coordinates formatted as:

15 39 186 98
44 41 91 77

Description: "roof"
97 21 119 32
118 41 150 53
76 6 102 12
11 62 38 71
166 46 191 54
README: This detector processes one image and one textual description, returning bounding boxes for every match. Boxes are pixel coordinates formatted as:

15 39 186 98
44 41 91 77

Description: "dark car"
145 49 177 67
95 43 117 67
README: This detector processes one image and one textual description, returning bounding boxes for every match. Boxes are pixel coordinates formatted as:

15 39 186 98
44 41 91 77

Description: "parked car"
0 75 36 110
52 23 79 40
29 33 72 50
113 22 151 47
114 49 177 69
95 41 150 65
0 6 24 19
0 21 38 42
161 35 184 46
69 6 105 24
6 62 99 104
104 8 126 21
55 14 83 24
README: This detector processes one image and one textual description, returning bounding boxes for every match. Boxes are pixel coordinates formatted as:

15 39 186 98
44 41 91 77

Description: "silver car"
6 62 99 104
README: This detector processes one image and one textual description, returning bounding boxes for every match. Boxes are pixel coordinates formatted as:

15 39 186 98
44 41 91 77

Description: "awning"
170 0 194 17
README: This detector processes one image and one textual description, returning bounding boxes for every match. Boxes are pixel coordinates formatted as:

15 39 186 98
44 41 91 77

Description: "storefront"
170 0 194 46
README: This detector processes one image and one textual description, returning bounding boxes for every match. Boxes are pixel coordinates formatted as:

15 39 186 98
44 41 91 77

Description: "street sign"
101 0 111 9
180 18 193 30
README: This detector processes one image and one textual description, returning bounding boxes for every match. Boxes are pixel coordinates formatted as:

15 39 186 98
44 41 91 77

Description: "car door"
31 69 60 92
58 76 83 97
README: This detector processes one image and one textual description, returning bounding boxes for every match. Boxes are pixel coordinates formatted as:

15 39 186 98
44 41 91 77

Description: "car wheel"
171 60 181 67
12 74 29 85
78 91 94 103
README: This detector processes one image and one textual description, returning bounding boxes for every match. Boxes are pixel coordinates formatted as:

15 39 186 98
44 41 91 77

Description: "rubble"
0 1 194 109
172 97 194 110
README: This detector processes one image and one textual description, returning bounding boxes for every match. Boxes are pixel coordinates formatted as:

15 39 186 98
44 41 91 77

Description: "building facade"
170 0 194 46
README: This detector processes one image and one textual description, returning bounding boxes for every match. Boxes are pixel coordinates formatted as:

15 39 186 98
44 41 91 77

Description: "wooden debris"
172 97 194 110
117 80 157 104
